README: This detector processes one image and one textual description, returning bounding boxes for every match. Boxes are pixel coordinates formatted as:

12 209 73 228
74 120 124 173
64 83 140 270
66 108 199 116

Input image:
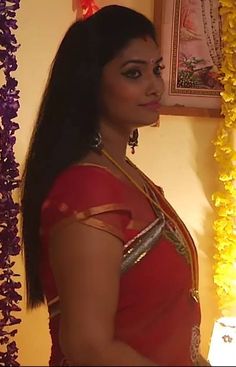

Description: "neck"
99 122 131 165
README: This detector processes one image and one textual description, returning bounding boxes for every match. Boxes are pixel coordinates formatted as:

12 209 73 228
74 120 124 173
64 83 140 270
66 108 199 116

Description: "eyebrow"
120 56 163 68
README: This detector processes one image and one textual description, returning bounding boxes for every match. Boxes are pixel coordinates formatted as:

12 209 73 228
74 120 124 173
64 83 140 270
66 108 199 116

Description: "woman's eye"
122 69 141 79
154 64 165 76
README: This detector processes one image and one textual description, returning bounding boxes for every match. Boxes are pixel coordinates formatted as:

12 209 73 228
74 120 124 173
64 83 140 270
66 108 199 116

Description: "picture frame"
154 0 222 118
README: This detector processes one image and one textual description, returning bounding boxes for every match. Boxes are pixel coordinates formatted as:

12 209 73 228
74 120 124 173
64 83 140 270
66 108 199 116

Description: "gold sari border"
48 296 59 307
48 203 131 241
81 217 125 241
144 176 199 295
126 219 152 231
73 203 130 220
48 299 61 319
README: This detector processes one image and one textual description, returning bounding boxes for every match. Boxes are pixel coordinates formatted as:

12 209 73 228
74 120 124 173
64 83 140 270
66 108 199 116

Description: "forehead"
115 37 160 63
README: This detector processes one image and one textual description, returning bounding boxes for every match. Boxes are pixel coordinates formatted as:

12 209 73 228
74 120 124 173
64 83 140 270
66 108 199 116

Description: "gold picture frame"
154 0 222 118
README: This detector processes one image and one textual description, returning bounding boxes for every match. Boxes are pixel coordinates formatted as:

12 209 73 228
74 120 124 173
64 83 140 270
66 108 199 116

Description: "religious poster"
155 0 223 113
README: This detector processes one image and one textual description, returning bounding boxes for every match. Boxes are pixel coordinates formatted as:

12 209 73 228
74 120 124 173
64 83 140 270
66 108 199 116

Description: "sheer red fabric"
40 164 201 366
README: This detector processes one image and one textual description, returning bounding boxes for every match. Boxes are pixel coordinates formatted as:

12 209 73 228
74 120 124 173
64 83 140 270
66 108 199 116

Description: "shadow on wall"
191 117 223 355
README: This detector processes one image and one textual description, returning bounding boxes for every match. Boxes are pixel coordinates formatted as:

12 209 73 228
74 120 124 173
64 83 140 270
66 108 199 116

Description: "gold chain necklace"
101 148 174 223
101 148 199 303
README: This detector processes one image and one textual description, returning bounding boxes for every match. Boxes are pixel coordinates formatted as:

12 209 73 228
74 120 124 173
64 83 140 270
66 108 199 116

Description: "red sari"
40 163 201 366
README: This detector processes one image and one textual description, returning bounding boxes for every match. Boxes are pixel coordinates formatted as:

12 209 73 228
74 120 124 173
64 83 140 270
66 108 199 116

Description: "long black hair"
21 5 156 308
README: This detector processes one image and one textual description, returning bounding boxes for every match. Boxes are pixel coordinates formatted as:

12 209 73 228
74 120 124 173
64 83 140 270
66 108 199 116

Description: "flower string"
0 0 21 365
212 0 236 313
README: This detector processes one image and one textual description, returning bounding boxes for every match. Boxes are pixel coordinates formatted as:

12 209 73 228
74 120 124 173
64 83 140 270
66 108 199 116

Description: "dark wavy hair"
21 5 157 308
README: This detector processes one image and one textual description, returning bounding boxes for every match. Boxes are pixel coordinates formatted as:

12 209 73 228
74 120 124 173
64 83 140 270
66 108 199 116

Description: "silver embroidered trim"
190 325 201 364
48 215 165 319
121 214 165 274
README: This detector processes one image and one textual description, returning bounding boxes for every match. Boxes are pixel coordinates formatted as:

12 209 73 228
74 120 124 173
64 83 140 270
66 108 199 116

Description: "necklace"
101 148 174 221
101 148 199 303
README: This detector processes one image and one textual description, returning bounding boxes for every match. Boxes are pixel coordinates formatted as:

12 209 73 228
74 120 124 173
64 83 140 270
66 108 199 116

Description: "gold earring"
128 129 139 154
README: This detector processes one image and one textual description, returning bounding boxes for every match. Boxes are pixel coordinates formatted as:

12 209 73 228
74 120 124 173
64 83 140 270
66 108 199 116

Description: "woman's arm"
49 220 157 366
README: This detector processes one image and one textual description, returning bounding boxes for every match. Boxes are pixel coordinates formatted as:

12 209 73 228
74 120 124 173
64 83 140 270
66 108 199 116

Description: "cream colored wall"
97 0 153 19
15 0 75 168
13 0 220 365
14 1 75 366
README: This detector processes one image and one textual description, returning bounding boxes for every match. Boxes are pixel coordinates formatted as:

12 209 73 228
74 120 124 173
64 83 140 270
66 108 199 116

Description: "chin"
137 115 160 127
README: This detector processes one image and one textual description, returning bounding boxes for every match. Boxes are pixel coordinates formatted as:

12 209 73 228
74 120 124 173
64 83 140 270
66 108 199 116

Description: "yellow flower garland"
212 0 236 313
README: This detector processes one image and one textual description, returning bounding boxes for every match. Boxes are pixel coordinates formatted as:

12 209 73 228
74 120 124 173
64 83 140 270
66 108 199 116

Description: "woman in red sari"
21 5 208 366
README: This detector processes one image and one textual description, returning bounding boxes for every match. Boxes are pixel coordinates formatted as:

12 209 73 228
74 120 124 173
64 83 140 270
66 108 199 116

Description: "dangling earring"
128 128 139 154
90 132 103 151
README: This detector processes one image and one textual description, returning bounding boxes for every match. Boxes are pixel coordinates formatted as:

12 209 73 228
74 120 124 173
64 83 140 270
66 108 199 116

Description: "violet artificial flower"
0 1 21 365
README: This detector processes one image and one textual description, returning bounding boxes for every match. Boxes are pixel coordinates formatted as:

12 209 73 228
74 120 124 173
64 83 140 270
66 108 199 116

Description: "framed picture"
154 0 223 117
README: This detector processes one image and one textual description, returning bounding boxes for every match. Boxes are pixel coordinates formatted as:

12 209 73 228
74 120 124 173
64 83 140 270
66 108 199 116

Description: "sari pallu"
40 165 201 366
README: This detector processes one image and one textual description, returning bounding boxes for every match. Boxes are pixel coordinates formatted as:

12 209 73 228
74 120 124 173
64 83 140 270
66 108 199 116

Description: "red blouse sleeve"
41 165 132 242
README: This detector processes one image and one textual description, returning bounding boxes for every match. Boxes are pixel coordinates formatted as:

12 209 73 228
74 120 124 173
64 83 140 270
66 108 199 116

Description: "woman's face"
99 36 164 132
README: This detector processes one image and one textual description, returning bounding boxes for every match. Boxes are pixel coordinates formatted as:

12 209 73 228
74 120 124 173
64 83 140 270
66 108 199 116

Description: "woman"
21 5 207 366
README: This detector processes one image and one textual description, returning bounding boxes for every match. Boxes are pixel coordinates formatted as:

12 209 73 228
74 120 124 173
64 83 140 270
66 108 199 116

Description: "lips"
139 100 161 111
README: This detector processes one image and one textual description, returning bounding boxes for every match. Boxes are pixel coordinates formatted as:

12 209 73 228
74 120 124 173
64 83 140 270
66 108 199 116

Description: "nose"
146 74 165 97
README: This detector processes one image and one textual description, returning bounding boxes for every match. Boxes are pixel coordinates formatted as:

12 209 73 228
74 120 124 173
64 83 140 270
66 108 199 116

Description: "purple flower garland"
0 0 21 366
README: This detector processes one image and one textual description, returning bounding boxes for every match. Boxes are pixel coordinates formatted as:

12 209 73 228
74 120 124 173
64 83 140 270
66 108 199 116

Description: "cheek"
103 80 140 105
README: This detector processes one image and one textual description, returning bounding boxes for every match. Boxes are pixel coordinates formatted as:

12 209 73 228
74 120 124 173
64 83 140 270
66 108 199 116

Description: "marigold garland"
212 0 236 313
